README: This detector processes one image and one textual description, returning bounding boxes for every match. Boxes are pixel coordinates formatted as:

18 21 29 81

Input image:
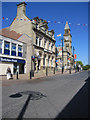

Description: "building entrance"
14 63 25 74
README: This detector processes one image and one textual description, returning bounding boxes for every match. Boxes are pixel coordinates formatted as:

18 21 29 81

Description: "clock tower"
63 21 72 55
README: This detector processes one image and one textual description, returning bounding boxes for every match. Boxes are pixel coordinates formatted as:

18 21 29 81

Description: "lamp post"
73 46 75 68
61 37 64 74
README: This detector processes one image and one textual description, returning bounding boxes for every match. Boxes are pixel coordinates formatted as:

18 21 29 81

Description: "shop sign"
0 57 25 64
32 56 35 59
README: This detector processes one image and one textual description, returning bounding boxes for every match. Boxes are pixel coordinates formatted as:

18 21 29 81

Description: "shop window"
4 41 10 55
0 40 2 54
11 43 16 56
18 45 22 57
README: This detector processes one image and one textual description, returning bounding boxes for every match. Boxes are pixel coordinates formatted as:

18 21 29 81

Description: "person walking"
6 67 11 80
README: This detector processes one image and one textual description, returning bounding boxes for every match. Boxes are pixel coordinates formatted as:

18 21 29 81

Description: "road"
2 71 89 119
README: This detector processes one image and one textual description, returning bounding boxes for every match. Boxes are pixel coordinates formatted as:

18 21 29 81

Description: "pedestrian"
6 67 12 80
77 64 79 72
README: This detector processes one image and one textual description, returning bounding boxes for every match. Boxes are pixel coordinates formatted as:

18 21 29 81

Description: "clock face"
65 36 68 40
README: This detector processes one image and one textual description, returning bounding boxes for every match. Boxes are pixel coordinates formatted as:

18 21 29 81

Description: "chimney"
17 2 27 16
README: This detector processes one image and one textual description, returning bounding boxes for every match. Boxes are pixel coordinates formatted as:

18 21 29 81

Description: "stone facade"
10 2 56 73
57 21 74 70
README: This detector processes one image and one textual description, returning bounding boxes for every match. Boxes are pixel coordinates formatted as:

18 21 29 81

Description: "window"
65 30 68 34
12 43 16 56
18 45 22 52
39 38 41 47
49 41 50 50
4 41 10 50
66 44 69 47
12 43 16 51
18 45 22 57
36 36 38 45
0 40 2 49
4 41 10 55
44 40 46 48
48 56 50 66
0 40 2 53
51 44 53 51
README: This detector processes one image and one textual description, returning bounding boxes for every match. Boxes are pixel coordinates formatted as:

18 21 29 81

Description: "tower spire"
64 21 70 30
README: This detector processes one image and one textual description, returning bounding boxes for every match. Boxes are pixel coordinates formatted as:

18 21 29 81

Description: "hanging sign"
74 54 77 59
32 56 35 59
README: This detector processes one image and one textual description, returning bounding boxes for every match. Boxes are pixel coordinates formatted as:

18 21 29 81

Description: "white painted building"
0 29 27 75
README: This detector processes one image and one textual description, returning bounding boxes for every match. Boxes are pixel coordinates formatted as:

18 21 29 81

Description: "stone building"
9 2 56 73
56 21 74 70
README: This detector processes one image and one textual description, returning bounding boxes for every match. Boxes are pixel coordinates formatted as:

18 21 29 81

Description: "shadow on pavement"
55 76 89 119
9 91 46 120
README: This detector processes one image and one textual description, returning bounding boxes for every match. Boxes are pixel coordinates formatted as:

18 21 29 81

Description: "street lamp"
61 37 64 74
73 46 75 68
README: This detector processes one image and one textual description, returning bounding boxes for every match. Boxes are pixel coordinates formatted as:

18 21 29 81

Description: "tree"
76 61 84 67
83 64 90 70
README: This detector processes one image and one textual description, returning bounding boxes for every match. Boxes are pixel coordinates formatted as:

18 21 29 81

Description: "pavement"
1 70 89 119
1 69 75 82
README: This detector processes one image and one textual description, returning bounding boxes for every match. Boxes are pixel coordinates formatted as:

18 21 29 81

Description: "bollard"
62 67 64 74
46 67 48 76
32 70 34 77
17 71 18 79
53 67 55 74
69 69 71 74
30 70 32 79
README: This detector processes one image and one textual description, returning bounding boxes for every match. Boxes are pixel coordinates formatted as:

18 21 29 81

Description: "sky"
1 1 88 65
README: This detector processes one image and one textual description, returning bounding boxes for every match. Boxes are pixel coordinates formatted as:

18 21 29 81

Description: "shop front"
0 57 25 75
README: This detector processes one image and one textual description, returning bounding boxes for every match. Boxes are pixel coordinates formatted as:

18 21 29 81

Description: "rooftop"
0 28 22 40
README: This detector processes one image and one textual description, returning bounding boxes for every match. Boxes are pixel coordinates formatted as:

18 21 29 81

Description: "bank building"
0 2 56 75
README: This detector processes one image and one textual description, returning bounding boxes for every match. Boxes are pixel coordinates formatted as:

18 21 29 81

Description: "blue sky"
2 2 88 65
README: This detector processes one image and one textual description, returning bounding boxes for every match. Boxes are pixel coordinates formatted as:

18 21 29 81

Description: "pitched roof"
0 28 22 40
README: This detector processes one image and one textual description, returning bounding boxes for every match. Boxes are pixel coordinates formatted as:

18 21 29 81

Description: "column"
42 37 44 48
40 52 44 69
53 55 55 68
46 40 49 50
53 44 55 53
46 54 48 67
50 55 52 67
37 37 39 46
